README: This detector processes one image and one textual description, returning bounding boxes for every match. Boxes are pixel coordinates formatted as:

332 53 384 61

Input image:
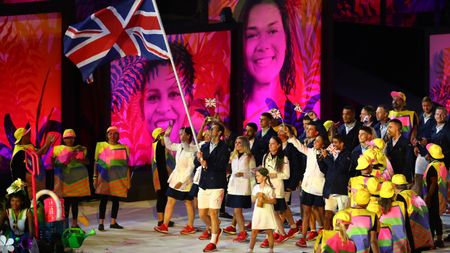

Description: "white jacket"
262 154 290 198
227 153 256 196
164 137 196 192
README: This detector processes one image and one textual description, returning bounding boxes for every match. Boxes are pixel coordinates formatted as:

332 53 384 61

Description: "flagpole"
152 0 200 150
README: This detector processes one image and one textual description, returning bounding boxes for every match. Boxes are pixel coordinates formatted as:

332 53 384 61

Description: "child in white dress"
248 167 277 253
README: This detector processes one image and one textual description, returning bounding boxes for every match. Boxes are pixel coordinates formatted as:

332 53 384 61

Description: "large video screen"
429 34 450 110
111 31 231 166
210 0 321 128
0 13 62 179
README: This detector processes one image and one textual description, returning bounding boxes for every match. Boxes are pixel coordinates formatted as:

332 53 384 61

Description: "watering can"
62 227 96 248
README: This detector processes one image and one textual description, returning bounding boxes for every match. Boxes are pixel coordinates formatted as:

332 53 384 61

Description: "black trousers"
64 197 79 219
428 199 443 237
99 195 120 219
156 189 168 214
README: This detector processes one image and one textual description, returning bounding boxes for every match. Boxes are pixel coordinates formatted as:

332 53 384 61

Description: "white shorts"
198 188 224 210
325 194 349 212
415 155 429 175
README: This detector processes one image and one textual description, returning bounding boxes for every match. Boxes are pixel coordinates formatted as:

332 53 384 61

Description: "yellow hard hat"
14 128 31 144
152 127 165 141
363 149 379 165
333 210 352 227
392 174 408 185
63 129 76 138
372 138 385 150
380 181 395 199
426 143 444 160
355 187 371 205
356 155 371 170
323 120 334 132
366 177 380 195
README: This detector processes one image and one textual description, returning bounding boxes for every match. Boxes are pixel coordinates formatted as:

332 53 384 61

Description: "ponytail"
336 222 349 243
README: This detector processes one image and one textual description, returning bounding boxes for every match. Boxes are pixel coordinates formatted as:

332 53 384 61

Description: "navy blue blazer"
373 121 389 141
386 136 414 182
283 142 303 190
251 127 277 166
417 114 436 140
195 141 230 190
337 121 362 152
322 149 352 198
430 123 450 167
350 144 364 177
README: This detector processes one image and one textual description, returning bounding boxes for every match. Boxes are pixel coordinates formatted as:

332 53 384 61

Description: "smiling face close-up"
143 64 187 141
244 2 286 86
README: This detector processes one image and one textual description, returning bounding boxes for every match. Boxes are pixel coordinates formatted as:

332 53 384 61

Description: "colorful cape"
388 110 416 139
314 230 356 253
52 145 90 197
378 224 393 253
398 190 433 249
379 201 410 253
423 161 448 215
346 208 377 253
94 142 129 198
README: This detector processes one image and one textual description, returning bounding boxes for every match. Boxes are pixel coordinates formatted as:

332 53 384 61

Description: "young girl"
260 136 290 247
314 210 356 253
225 136 256 242
248 167 277 253
51 129 90 228
154 126 197 235
0 179 34 253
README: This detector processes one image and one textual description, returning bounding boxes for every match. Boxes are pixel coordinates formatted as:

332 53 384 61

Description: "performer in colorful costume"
314 210 356 253
94 126 130 231
51 129 90 228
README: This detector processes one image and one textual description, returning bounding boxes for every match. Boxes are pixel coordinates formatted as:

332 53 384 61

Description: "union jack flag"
269 108 282 119
205 98 217 108
294 103 303 113
64 0 169 81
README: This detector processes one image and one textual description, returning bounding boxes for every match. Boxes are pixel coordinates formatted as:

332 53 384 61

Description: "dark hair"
303 115 312 122
359 126 373 135
396 185 408 191
388 119 403 130
239 0 295 96
422 96 433 103
265 136 285 172
343 106 355 114
211 122 225 137
257 167 274 188
141 42 195 98
362 105 375 121
261 112 274 120
332 134 345 144
307 122 318 132
246 122 258 132
379 197 393 214
7 192 29 209
377 104 389 112
181 127 193 142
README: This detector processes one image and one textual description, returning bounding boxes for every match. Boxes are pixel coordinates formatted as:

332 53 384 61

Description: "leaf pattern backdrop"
210 0 321 129
0 13 62 173
111 31 231 166
429 34 450 111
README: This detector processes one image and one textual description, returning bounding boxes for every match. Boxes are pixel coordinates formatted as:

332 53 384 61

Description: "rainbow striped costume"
423 161 448 215
388 110 416 139
346 208 377 253
52 145 90 197
379 201 410 253
398 190 433 249
94 142 130 198
314 230 356 253
349 176 372 207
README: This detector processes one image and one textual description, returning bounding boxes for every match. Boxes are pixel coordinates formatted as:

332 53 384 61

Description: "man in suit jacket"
251 112 277 166
373 104 390 141
386 119 414 182
336 106 362 152
429 107 450 168
350 126 374 176
195 122 230 251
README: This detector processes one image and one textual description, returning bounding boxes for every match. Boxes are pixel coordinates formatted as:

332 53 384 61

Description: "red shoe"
273 232 280 240
180 225 196 235
215 229 222 245
245 222 252 231
306 231 318 241
223 225 237 235
275 234 289 244
260 239 269 248
286 227 299 239
154 223 168 234
233 231 248 242
203 242 217 252
199 230 211 240
295 237 307 247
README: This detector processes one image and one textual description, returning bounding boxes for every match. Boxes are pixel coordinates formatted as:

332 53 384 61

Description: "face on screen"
244 2 286 86
143 64 187 141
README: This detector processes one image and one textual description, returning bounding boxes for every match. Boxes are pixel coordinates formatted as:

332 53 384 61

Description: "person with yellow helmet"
422 143 447 248
346 187 379 253
392 174 433 251
348 153 374 208
379 181 411 252
314 210 356 253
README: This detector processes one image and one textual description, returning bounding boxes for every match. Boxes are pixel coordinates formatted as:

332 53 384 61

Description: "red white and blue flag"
64 0 169 81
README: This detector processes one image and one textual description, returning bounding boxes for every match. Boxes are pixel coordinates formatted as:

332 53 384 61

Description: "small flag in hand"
205 98 217 108
269 108 282 119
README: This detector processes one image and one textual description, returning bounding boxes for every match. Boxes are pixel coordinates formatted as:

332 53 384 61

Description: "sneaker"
245 222 252 231
203 242 217 252
233 231 248 242
154 223 169 234
98 224 105 231
295 237 307 247
219 212 233 219
275 234 289 244
306 231 318 241
110 223 124 229
286 227 299 239
260 239 269 248
199 230 211 240
435 240 445 248
223 225 237 235
180 225 195 235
